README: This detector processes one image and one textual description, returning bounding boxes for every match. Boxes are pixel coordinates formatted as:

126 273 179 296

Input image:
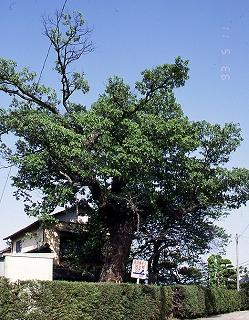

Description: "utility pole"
236 233 240 291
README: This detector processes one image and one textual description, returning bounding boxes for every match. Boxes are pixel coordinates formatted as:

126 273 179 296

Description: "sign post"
131 259 148 283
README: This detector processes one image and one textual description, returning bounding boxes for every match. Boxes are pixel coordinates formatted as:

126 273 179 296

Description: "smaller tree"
130 211 229 285
208 255 236 289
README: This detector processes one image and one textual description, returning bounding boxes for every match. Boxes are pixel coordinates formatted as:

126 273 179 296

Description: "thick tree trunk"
99 217 136 282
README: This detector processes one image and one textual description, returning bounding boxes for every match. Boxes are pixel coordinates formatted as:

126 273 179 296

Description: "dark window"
16 240 22 253
59 231 102 266
59 233 82 262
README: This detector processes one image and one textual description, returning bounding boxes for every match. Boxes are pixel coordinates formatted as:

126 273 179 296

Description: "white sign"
131 259 148 279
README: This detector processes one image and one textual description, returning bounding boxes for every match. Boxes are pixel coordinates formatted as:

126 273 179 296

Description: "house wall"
58 210 88 224
58 210 78 222
0 258 4 277
4 253 54 281
12 228 44 254
7 210 89 266
10 223 81 266
44 229 60 265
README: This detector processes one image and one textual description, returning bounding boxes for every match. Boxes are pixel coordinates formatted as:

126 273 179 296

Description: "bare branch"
59 170 73 184
0 164 14 170
44 11 93 112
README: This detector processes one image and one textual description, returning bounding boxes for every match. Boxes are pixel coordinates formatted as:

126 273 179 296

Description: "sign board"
131 259 148 279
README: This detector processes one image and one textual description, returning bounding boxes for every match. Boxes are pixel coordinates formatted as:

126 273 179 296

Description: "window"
16 240 22 253
59 234 81 262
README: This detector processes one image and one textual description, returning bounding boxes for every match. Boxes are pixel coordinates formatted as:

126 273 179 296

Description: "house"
0 247 11 257
2 205 95 280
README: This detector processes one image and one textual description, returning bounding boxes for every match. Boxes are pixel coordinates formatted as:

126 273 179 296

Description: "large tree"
0 12 249 282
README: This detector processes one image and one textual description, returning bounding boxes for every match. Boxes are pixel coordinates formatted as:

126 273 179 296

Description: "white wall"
58 210 88 223
0 258 4 277
58 210 78 222
4 253 55 281
12 228 44 253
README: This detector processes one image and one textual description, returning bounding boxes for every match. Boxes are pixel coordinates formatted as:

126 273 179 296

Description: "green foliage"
204 288 242 315
173 285 206 319
0 278 31 320
1 10 249 281
1 278 249 319
57 216 104 280
208 255 236 289
0 278 173 320
239 266 249 288
240 289 249 310
131 220 228 285
173 285 248 319
0 277 15 320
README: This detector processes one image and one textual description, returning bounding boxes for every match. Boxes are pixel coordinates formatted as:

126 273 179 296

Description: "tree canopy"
0 11 249 282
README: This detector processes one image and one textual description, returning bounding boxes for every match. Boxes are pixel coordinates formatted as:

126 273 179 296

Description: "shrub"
0 277 14 320
204 288 241 315
173 285 206 319
240 290 249 311
0 279 173 320
172 285 249 319
1 278 249 320
0 277 30 320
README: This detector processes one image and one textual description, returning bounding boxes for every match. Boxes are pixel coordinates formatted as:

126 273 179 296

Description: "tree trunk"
148 241 161 284
99 216 136 282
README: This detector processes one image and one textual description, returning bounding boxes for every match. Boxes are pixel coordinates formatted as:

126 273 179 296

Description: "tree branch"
1 83 58 114
44 11 93 112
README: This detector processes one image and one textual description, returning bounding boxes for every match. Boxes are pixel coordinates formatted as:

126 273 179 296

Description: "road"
194 310 249 320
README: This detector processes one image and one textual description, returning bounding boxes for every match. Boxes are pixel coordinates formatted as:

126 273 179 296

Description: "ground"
194 310 249 320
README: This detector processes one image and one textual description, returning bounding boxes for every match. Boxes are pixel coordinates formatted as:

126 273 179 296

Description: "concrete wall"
12 228 44 254
4 253 55 281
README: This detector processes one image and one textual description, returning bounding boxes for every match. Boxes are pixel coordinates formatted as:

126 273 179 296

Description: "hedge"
0 278 249 320
204 287 241 315
173 285 206 319
173 285 248 319
0 279 173 320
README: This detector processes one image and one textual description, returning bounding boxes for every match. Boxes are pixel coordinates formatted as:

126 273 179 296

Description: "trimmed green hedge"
0 278 249 320
0 279 173 320
173 285 248 319
173 285 206 319
204 287 241 315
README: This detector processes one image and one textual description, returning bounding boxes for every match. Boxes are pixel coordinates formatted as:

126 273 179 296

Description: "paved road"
194 310 249 320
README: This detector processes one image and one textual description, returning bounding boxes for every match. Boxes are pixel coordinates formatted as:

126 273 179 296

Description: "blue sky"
0 0 249 267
